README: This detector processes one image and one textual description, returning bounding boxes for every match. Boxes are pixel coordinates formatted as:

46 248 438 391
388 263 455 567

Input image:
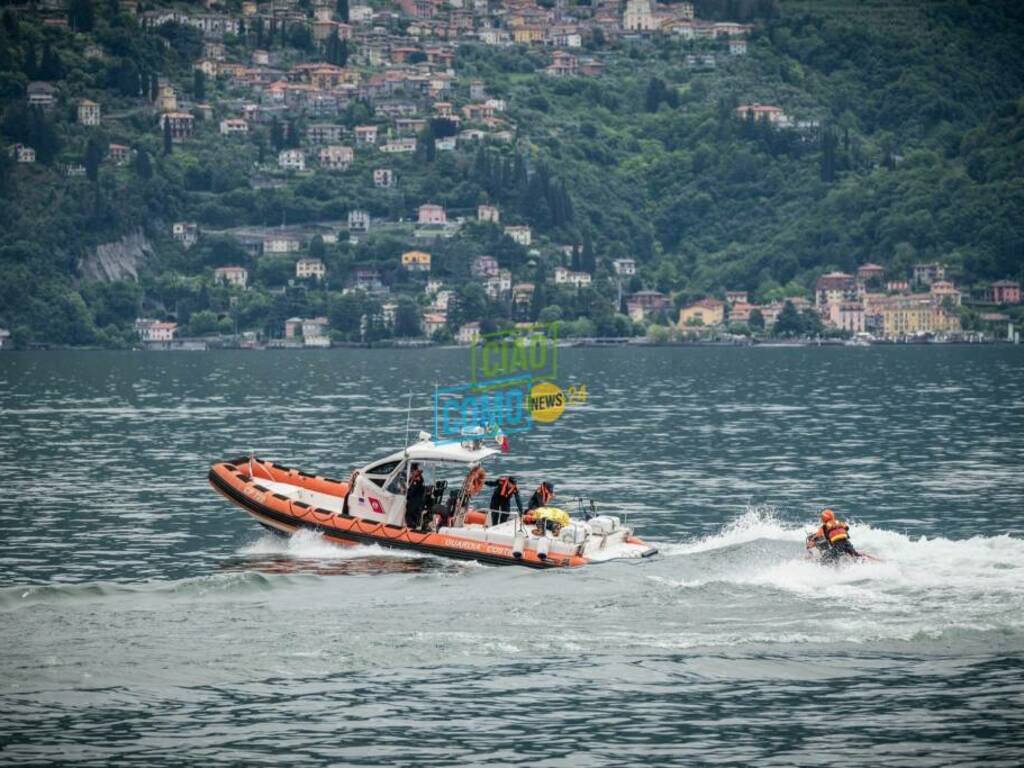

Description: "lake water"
2 346 1023 766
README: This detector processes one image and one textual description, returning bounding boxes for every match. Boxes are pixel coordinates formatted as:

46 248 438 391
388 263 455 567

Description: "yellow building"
880 301 960 338
512 27 545 44
678 298 725 327
401 250 432 272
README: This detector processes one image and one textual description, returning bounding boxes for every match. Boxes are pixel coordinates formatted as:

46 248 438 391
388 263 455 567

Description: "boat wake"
225 529 461 576
646 507 1024 642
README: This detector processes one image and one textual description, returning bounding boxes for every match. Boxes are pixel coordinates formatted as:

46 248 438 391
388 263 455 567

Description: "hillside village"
0 0 1022 350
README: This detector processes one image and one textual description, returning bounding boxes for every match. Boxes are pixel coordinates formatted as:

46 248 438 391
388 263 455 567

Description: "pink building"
992 280 1021 305
471 255 499 278
827 301 865 333
417 204 446 225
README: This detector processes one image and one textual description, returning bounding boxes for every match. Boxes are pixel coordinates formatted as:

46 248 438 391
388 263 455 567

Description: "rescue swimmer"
806 508 862 564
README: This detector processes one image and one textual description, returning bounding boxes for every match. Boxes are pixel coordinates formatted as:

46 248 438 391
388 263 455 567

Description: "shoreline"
3 337 1017 353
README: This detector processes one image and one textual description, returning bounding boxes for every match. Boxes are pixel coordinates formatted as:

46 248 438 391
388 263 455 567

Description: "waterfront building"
815 272 858 308
929 280 961 306
136 319 177 342
457 322 481 345
422 312 447 337
678 298 725 327
992 280 1021 305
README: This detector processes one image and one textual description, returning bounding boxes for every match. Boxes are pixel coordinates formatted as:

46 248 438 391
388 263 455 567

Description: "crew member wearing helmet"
807 508 860 563
526 481 555 512
484 475 523 524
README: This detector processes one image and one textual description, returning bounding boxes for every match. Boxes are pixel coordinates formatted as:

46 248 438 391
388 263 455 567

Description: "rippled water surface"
2 347 1023 766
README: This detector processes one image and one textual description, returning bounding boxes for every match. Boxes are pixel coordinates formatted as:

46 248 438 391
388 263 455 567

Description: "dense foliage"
0 0 1022 346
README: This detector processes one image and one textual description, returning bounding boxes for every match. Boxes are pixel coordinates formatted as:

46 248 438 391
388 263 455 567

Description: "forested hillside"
0 0 1022 346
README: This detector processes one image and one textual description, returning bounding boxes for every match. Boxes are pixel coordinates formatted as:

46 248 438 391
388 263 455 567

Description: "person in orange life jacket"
483 475 523 523
526 481 555 512
808 508 860 562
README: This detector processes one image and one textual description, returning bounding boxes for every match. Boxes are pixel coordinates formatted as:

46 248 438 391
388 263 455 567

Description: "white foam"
237 529 433 560
658 505 807 556
649 508 1024 642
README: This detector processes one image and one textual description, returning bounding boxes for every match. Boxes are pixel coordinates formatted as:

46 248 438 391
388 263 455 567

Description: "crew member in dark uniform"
526 481 555 511
484 475 523 524
404 463 426 529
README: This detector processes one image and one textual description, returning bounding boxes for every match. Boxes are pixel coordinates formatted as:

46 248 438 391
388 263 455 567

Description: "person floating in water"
484 475 523 524
806 508 861 563
526 481 555 511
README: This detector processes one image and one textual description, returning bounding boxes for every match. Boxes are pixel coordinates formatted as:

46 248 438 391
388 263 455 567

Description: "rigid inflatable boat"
209 433 657 568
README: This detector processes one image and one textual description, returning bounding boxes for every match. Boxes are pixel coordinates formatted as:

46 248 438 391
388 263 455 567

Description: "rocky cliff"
78 229 154 283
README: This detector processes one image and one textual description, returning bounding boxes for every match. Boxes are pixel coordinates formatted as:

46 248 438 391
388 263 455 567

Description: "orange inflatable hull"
208 458 587 568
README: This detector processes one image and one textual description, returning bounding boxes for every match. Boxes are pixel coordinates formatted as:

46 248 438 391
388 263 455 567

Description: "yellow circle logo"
529 381 566 424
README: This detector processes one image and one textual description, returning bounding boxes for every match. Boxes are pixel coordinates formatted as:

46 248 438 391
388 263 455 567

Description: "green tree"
773 301 803 336
134 146 152 179
69 0 95 32
748 308 765 331
162 118 172 155
193 68 206 102
84 136 104 182
394 298 421 337
336 0 349 22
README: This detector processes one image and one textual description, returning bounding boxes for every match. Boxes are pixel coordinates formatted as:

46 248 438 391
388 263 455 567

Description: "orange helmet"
821 508 835 523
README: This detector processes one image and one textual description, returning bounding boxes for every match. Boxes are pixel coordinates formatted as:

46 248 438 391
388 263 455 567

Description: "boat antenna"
404 391 414 449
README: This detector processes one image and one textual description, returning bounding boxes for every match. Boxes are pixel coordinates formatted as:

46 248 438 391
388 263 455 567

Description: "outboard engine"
512 533 525 559
535 536 550 561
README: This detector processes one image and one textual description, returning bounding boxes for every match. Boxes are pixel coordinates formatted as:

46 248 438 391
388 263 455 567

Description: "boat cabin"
347 433 500 528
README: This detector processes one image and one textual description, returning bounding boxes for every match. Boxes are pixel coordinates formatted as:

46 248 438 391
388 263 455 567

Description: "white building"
457 321 481 345
381 138 417 154
278 149 306 171
319 145 354 171
78 99 101 126
296 258 326 280
504 225 532 246
613 258 636 276
373 168 394 188
263 235 301 254
172 222 199 248
136 319 177 342
213 266 248 288
553 266 592 287
219 118 249 135
348 209 370 233
478 204 500 223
